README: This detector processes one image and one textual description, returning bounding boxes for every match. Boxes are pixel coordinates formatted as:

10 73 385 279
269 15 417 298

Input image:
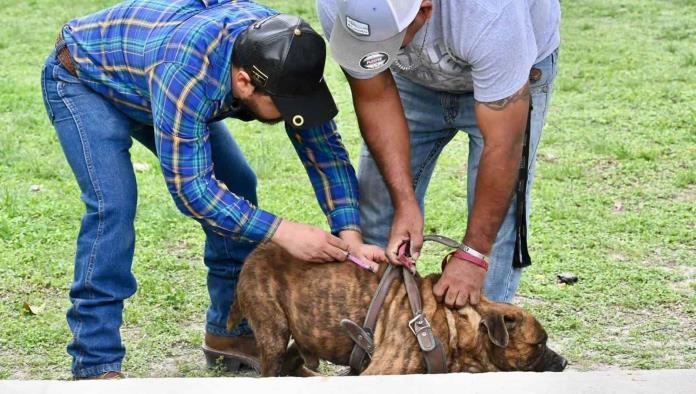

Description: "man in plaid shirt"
41 0 384 379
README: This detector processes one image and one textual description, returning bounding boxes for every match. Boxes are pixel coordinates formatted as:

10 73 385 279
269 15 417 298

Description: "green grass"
1 0 695 379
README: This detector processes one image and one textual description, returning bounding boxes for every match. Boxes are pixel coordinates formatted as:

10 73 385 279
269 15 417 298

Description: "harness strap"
346 264 401 374
344 263 447 375
343 234 496 375
340 319 373 357
422 234 461 249
402 267 447 373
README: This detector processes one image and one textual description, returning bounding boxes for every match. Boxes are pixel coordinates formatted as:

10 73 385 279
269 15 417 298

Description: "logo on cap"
345 16 370 36
250 65 269 87
359 52 389 70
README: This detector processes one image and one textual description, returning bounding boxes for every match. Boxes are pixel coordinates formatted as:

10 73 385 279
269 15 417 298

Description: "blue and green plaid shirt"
62 0 360 242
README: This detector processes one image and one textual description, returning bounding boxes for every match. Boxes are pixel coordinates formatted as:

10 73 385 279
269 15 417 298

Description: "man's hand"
347 71 423 268
339 230 386 271
271 220 349 263
386 201 424 267
433 257 486 308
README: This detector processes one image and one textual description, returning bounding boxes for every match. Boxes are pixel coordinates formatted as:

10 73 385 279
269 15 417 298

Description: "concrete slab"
2 370 695 394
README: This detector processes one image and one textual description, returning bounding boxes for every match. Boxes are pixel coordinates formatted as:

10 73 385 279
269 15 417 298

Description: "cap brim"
330 19 406 74
271 79 338 129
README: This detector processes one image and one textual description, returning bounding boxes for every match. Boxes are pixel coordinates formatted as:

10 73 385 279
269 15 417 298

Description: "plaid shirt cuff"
240 209 283 243
328 206 361 235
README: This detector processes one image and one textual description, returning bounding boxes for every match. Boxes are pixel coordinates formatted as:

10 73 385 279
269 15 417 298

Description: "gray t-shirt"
317 0 561 102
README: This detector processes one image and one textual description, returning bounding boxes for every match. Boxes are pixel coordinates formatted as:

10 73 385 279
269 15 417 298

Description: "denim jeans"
41 52 254 377
358 49 559 302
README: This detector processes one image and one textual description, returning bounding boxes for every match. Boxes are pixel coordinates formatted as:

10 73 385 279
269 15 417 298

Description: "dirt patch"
668 265 696 293
513 294 549 307
673 185 695 203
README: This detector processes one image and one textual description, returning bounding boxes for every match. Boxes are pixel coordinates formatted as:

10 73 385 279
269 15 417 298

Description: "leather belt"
55 29 78 77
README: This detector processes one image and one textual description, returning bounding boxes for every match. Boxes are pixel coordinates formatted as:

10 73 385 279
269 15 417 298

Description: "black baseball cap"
233 14 338 129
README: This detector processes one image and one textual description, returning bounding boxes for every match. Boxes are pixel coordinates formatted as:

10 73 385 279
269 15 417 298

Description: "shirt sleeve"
148 62 281 243
285 119 361 234
467 2 537 102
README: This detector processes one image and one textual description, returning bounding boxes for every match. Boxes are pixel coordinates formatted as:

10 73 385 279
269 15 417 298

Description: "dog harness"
341 264 448 374
341 234 482 375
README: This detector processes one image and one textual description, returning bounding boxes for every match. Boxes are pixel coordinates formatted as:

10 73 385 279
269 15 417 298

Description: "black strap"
209 94 256 123
512 100 533 268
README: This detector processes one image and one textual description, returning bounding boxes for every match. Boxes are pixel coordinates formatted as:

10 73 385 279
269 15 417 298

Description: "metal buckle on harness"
408 313 431 336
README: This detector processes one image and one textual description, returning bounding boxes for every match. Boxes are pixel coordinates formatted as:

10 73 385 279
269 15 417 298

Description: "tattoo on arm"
475 84 530 111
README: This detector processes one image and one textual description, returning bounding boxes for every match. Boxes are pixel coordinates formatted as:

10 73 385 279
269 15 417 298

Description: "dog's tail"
226 298 244 332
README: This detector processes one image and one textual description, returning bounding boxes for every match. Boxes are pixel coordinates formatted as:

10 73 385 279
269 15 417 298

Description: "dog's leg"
253 323 290 376
280 342 306 376
245 300 291 377
301 352 320 372
280 341 323 376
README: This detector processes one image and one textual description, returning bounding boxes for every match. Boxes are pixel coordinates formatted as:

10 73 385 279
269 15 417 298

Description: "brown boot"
74 371 125 380
202 333 261 373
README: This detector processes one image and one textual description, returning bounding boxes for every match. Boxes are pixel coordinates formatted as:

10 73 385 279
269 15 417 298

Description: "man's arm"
466 83 530 254
149 62 349 263
346 70 424 264
148 62 281 243
433 83 530 308
285 119 361 235
285 119 385 269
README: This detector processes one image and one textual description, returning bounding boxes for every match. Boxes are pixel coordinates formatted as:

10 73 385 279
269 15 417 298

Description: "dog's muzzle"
537 348 568 372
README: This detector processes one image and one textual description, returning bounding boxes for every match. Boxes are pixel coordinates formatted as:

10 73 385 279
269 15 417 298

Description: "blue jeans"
41 52 254 377
359 50 559 302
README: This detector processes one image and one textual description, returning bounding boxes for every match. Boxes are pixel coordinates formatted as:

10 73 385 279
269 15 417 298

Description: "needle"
345 252 376 272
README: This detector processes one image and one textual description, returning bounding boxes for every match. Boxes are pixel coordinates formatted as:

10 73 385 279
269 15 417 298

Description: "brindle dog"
227 243 567 376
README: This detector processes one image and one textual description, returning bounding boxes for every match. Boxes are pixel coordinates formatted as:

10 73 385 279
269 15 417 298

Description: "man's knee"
101 188 137 221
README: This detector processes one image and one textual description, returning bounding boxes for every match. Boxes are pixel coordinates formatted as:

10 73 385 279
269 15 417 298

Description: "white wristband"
458 244 490 263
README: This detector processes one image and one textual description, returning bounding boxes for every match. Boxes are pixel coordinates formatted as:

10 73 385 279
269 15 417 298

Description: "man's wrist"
270 219 288 245
442 249 489 272
458 244 490 263
339 229 363 244
393 194 418 210
463 233 492 256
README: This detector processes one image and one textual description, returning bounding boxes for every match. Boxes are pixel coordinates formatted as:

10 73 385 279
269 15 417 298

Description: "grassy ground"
0 0 694 380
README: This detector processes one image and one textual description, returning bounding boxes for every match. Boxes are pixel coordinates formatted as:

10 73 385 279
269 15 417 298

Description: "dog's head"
448 300 567 372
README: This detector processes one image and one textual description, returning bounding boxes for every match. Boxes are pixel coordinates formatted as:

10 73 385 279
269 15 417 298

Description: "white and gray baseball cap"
330 0 421 73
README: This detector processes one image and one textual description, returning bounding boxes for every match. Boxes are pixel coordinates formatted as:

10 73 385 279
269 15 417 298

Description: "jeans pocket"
41 64 56 124
52 59 81 85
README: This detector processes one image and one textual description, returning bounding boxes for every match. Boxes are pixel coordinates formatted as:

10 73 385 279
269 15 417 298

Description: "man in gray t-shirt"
317 0 561 307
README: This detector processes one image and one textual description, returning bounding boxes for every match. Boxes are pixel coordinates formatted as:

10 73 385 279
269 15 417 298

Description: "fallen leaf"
22 302 45 315
133 162 150 173
30 184 42 192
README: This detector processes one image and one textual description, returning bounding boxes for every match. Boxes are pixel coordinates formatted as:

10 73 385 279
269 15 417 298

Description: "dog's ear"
481 312 510 348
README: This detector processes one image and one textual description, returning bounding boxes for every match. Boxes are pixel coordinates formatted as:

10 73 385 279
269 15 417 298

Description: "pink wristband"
442 250 489 271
